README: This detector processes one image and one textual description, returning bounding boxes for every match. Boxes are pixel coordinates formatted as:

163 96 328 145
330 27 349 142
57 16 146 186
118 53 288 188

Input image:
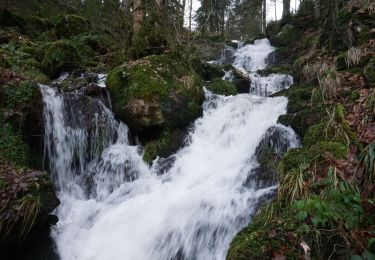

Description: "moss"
303 121 331 147
279 148 306 172
0 122 29 166
286 85 313 113
207 78 237 96
227 207 301 260
41 40 81 78
55 15 91 38
307 141 347 160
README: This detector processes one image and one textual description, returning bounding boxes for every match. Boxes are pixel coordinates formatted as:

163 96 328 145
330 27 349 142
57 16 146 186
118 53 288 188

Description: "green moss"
227 206 301 260
55 15 91 38
41 40 81 78
207 78 237 96
308 141 347 160
2 80 39 112
304 121 330 147
0 123 29 166
279 148 306 172
286 85 313 113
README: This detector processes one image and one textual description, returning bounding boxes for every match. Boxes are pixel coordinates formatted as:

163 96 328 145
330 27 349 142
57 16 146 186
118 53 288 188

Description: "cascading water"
233 39 293 96
41 39 298 260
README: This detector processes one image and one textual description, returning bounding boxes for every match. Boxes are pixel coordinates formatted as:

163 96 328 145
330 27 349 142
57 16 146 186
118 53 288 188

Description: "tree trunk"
189 0 192 33
133 0 145 34
262 0 266 33
282 0 290 20
314 0 320 18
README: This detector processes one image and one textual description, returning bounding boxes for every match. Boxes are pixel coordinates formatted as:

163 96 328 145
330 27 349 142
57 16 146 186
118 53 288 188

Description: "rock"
106 54 203 133
220 46 236 65
233 79 250 93
41 41 81 78
143 129 185 164
207 78 237 96
55 15 91 38
269 24 300 47
364 58 375 83
83 83 103 97
202 62 225 80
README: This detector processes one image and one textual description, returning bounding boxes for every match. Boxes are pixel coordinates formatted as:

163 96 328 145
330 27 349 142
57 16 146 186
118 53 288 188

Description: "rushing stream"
41 39 298 260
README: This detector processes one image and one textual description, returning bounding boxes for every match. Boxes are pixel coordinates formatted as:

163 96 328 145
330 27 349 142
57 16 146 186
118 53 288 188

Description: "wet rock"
233 79 250 93
245 125 298 189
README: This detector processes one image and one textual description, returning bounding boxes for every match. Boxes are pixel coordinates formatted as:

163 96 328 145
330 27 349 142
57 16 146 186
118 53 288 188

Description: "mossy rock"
307 141 347 160
41 40 81 78
364 58 375 83
284 85 313 113
106 54 203 133
202 62 225 80
207 78 237 96
55 15 91 38
143 129 185 163
269 24 300 47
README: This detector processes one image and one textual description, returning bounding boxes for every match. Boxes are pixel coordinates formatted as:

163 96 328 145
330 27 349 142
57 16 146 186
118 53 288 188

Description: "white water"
42 39 297 260
233 39 293 96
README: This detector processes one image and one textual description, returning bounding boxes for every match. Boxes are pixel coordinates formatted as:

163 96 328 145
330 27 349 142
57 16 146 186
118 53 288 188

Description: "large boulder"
106 54 204 133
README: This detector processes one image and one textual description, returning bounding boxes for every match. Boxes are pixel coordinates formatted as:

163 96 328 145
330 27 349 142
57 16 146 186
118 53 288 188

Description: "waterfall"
41 39 298 260
233 38 293 96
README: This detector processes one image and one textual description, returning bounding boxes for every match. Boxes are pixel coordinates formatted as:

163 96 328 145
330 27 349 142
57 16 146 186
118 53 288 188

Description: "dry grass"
345 47 361 68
